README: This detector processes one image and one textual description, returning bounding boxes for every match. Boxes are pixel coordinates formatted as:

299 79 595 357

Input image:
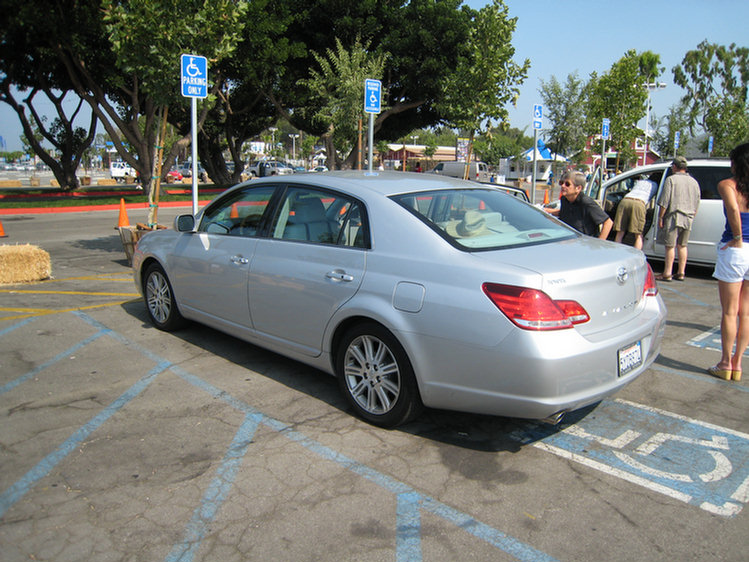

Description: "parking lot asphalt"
1 207 748 561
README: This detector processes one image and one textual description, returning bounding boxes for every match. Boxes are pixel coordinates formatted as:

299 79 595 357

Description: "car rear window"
391 188 576 250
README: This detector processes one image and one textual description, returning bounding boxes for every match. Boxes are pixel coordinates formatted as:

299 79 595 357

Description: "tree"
436 0 529 177
0 1 100 190
301 37 387 169
672 41 749 156
539 73 588 164
587 50 660 170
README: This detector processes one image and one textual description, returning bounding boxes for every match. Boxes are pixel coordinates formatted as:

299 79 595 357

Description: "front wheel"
336 323 422 428
143 263 185 331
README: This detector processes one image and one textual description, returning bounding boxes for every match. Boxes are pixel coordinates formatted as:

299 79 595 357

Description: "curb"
0 200 208 216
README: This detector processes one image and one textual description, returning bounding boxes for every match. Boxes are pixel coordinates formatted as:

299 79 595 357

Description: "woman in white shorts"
710 142 749 382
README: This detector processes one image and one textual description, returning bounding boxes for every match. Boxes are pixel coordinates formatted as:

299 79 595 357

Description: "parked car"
310 165 329 173
429 160 491 183
176 161 206 179
586 159 732 266
110 161 136 182
247 160 294 177
133 171 665 427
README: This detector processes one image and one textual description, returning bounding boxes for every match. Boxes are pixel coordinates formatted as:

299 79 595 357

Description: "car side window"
199 185 276 237
271 187 369 248
682 167 732 200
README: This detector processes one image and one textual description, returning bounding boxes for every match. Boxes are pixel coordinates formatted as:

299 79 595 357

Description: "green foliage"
437 0 529 134
539 72 588 160
102 0 248 107
587 50 658 167
474 127 532 166
301 36 386 163
672 41 749 156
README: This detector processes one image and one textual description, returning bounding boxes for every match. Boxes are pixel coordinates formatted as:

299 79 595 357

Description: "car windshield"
392 188 576 250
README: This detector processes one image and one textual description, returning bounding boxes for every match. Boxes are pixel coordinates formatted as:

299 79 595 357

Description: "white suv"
586 159 731 266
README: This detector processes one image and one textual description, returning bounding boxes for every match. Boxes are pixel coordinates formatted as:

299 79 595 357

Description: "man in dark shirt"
546 170 613 239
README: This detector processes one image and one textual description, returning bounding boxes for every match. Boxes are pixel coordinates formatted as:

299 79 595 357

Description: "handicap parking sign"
181 54 208 99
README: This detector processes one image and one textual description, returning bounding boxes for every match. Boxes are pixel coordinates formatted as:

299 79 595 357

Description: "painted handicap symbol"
521 399 749 517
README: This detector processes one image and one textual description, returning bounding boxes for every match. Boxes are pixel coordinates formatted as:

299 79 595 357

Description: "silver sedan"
133 171 666 427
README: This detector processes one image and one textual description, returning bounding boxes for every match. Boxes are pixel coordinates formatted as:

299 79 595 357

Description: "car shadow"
121 300 598 452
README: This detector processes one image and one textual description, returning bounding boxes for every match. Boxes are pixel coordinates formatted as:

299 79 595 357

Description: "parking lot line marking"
0 289 138 297
516 398 749 517
165 413 261 562
0 300 136 321
75 312 560 561
0 328 110 396
0 360 171 519
397 492 422 562
0 317 34 337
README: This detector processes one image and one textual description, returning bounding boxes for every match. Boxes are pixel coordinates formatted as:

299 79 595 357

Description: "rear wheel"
143 263 185 331
336 323 422 427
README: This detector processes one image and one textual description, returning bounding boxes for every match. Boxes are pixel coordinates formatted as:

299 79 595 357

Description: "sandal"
707 365 732 380
655 274 672 282
733 370 742 382
674 273 685 281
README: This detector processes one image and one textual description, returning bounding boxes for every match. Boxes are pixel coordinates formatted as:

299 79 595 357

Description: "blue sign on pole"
364 79 381 114
708 136 714 155
601 118 610 140
181 54 208 98
674 131 681 151
533 104 543 129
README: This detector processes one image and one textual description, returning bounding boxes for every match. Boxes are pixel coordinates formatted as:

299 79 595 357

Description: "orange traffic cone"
0 219 7 238
116 198 130 229
230 203 239 219
543 188 550 205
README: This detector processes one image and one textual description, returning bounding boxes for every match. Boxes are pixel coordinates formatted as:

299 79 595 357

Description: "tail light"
482 283 589 331
643 264 658 297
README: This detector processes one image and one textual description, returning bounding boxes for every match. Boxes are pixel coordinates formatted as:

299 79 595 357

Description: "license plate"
618 341 642 377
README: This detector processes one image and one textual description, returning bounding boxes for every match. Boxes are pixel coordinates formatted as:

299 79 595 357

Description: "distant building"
497 140 568 182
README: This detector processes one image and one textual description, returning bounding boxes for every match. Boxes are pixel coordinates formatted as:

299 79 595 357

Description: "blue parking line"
0 360 171 518
397 493 422 562
165 413 260 562
0 328 110 396
0 317 35 337
70 313 558 561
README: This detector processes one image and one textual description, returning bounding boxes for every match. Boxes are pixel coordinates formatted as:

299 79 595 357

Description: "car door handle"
326 270 354 282
230 255 249 265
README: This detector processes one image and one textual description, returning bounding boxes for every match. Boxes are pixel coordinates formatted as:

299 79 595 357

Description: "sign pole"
531 128 538 205
364 79 381 172
191 97 198 216
368 113 374 172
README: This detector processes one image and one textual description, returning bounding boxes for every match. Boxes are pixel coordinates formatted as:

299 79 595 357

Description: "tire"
336 323 422 428
142 263 186 331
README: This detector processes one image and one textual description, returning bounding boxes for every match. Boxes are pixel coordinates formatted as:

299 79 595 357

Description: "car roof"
244 170 498 198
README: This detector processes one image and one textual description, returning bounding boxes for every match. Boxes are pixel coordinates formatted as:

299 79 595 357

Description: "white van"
110 161 136 182
429 161 490 183
586 159 732 266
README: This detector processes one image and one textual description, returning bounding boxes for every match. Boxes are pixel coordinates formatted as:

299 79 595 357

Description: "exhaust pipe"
541 411 565 425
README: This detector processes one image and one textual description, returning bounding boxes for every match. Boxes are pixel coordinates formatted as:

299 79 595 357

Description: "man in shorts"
613 175 658 250
656 156 701 281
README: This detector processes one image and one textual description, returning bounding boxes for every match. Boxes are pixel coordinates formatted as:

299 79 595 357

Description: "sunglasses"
559 181 575 187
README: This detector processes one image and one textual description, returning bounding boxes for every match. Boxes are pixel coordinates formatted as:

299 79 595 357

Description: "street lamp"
642 82 666 166
289 133 300 161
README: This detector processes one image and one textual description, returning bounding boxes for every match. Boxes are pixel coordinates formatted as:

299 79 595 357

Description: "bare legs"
661 244 687 277
717 279 749 375
614 231 644 250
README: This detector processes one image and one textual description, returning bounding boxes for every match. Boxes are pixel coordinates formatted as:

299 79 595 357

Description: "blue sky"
466 0 749 132
1 0 747 153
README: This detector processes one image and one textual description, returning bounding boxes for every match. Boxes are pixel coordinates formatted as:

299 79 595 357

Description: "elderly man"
546 170 613 239
656 156 701 281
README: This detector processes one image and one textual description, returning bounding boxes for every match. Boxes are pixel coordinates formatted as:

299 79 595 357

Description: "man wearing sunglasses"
545 170 613 239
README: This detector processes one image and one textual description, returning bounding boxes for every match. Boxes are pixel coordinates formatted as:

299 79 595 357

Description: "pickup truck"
110 161 136 182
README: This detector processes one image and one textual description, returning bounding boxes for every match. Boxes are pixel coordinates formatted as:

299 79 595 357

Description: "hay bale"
0 244 51 284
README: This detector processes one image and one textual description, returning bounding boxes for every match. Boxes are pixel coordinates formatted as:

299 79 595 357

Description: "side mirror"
175 214 195 232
